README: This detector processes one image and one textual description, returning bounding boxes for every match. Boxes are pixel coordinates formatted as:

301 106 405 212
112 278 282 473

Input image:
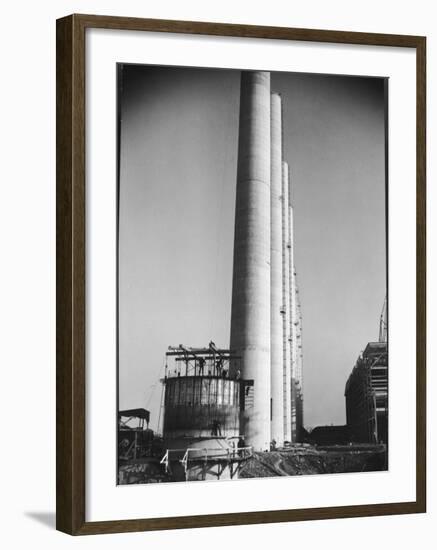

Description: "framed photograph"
56 14 426 535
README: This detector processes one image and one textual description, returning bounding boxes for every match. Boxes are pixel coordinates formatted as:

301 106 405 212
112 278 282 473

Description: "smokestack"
270 93 284 446
288 186 298 442
282 162 292 443
230 71 271 452
296 293 304 439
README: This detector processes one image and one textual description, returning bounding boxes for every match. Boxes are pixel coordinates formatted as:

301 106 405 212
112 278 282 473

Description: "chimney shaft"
270 94 284 446
230 71 271 451
282 162 292 443
289 202 298 442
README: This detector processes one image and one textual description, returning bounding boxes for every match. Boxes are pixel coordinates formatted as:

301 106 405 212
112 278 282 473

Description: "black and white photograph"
117 65 388 484
1 0 430 543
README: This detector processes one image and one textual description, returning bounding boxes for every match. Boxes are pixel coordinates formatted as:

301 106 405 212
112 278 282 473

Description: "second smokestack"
270 93 284 446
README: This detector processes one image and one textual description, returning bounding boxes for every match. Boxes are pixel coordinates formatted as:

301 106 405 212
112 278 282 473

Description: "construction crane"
378 296 387 343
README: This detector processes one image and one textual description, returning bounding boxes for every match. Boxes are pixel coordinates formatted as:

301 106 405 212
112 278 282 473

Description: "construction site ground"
239 444 387 478
118 444 387 484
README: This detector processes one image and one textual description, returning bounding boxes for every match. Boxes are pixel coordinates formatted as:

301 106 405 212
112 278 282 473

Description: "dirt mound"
239 447 387 478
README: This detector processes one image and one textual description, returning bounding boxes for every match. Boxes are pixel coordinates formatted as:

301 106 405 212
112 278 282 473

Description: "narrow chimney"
270 93 284 446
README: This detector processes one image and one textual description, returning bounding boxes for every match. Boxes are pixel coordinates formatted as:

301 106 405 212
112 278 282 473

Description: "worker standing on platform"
198 357 205 376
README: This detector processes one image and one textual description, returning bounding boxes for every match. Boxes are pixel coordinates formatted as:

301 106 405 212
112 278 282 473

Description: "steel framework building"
345 342 388 444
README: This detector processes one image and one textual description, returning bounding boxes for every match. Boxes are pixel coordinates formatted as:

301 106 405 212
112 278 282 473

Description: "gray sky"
118 65 386 431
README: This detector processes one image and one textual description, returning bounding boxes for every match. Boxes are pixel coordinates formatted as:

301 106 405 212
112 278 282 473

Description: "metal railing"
159 446 253 474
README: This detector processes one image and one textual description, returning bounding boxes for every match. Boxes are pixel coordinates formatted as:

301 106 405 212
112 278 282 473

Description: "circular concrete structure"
230 71 271 451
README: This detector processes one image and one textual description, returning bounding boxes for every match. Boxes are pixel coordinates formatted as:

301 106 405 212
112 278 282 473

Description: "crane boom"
379 296 387 343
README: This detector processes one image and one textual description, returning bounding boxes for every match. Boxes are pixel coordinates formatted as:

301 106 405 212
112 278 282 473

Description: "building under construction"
345 300 388 444
160 344 252 481
118 408 153 462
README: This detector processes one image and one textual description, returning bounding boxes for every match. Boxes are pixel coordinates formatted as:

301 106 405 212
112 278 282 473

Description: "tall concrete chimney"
230 71 271 452
295 294 304 439
289 200 298 442
270 93 284 446
282 161 292 443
